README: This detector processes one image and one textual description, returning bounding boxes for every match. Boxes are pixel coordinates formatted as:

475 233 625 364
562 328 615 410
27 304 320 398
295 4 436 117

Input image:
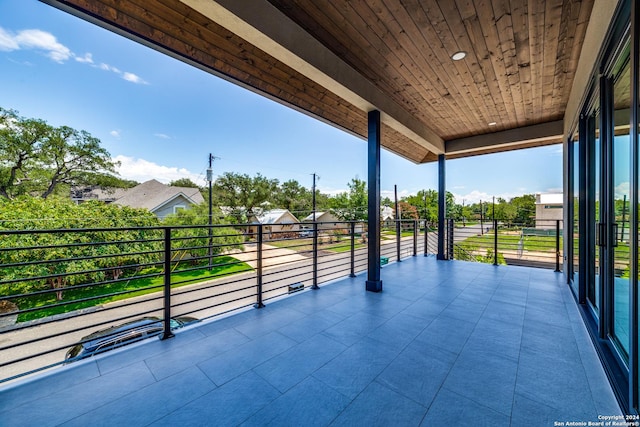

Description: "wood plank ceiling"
44 0 595 163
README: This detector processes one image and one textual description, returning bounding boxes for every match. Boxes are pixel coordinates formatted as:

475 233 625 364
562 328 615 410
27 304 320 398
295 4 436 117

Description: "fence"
0 219 437 383
447 218 563 271
0 217 566 382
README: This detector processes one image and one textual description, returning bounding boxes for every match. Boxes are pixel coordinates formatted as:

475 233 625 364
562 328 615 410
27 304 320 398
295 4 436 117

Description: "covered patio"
0 257 621 426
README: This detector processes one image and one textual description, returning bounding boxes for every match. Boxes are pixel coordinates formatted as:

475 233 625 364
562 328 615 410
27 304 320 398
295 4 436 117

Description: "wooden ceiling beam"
445 120 564 155
179 0 445 155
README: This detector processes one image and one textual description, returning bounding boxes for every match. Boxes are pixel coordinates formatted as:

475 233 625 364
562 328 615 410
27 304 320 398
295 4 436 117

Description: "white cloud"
113 155 203 185
14 29 71 62
615 181 630 200
75 52 93 64
0 27 19 51
450 190 525 204
0 26 148 84
154 133 171 139
122 72 148 85
110 130 121 138
0 27 71 62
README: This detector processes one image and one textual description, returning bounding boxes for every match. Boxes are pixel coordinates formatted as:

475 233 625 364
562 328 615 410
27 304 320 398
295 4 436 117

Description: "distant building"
70 186 127 204
248 209 300 239
302 211 342 231
535 193 563 229
381 206 395 228
72 179 204 219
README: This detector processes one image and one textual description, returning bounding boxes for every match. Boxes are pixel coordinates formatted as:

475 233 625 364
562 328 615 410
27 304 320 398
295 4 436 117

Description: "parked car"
65 316 197 362
299 226 313 238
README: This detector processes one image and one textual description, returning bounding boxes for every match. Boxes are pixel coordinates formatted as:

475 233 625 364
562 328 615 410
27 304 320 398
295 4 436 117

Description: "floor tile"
241 377 350 427
313 337 399 399
331 381 428 427
421 388 510 427
253 333 347 392
150 371 280 427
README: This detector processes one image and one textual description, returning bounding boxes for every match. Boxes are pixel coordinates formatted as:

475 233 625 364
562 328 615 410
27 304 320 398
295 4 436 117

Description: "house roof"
302 211 330 222
252 209 299 224
71 186 128 202
113 179 204 212
381 206 395 221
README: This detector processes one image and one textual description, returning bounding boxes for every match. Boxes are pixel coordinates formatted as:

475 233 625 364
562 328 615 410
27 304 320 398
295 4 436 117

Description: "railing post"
448 219 454 260
396 219 402 262
312 220 319 289
493 219 499 266
162 227 174 340
555 219 561 272
350 222 356 277
423 220 428 256
413 220 418 256
255 224 265 308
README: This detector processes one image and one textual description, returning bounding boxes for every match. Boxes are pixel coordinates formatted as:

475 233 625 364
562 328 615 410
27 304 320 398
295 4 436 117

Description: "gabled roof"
302 211 331 222
113 179 204 212
251 209 299 225
71 186 128 202
381 206 395 221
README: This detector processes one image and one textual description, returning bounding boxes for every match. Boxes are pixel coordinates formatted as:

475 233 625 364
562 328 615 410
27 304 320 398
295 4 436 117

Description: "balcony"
0 256 621 426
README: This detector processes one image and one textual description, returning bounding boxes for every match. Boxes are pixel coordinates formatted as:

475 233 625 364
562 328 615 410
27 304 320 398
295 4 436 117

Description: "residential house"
302 211 342 231
380 206 395 228
70 186 127 204
112 179 204 219
248 209 300 239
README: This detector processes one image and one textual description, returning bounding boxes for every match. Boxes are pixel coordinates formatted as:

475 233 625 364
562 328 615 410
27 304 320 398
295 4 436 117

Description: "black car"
65 316 197 361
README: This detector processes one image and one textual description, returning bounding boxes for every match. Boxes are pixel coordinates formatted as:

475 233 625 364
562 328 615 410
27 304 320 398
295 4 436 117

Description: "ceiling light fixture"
488 122 497 126
451 51 466 61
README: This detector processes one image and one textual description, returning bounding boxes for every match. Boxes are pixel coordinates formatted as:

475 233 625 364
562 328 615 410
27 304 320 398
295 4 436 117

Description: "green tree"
213 172 279 219
0 108 118 199
330 177 368 220
403 189 455 224
510 194 536 225
169 178 200 188
0 196 160 300
275 179 311 217
163 203 243 261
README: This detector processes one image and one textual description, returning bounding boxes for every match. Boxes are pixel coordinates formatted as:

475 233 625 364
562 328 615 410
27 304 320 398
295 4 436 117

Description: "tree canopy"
213 172 280 219
0 108 119 199
169 178 200 188
330 177 368 220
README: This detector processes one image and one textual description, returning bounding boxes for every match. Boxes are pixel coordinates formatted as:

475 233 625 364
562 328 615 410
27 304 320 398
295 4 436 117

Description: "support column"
366 110 383 292
437 154 447 260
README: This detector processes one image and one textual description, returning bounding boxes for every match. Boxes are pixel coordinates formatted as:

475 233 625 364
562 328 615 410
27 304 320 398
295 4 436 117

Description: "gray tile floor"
0 257 623 426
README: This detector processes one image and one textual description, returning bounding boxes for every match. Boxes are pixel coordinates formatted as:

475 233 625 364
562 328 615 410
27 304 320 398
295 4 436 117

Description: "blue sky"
0 0 562 203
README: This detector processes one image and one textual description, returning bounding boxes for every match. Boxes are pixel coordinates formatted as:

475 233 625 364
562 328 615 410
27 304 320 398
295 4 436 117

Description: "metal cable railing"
0 217 561 382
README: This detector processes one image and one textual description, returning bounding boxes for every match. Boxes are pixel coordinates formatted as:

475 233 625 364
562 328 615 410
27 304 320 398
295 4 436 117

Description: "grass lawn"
12 256 253 322
458 232 562 253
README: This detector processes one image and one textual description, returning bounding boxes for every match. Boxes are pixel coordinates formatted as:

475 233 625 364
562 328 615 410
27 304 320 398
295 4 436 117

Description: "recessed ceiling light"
451 51 466 61
488 122 497 126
